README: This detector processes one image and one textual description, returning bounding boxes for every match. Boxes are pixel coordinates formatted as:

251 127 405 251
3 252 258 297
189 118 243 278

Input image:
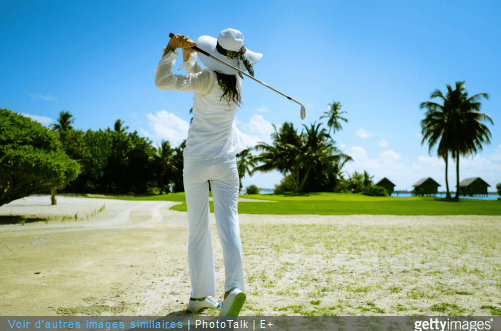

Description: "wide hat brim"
196 35 262 75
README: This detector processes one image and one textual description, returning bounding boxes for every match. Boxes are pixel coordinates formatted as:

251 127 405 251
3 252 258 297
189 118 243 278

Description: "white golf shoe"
219 288 246 316
187 297 221 313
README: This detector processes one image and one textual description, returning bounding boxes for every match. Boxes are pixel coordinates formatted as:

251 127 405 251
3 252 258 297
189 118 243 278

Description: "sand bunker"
0 196 499 316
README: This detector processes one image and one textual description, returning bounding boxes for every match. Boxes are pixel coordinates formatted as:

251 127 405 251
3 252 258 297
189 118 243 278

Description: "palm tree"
420 81 492 200
236 148 256 191
254 122 340 193
52 110 75 133
50 110 75 205
298 122 339 192
363 170 373 189
420 83 463 199
348 171 365 193
451 86 492 200
328 154 353 192
171 140 186 193
320 101 348 134
114 119 129 133
254 122 302 191
154 140 177 194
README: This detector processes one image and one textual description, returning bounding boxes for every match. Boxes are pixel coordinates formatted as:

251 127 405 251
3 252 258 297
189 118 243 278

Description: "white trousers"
183 156 245 298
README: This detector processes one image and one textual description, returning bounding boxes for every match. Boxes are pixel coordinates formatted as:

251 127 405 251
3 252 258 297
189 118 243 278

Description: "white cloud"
345 146 445 189
416 155 443 166
241 114 274 145
459 154 501 187
378 138 389 147
490 145 501 161
255 105 269 113
380 150 401 162
249 114 274 139
349 146 370 161
21 113 54 127
145 110 189 146
27 92 57 101
412 155 444 176
356 127 373 138
139 128 152 139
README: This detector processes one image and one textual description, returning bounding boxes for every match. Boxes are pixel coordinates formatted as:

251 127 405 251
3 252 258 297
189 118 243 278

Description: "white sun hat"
196 28 263 76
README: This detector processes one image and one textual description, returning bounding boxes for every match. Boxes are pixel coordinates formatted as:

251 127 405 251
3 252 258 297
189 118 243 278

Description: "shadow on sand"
0 215 48 225
167 309 192 316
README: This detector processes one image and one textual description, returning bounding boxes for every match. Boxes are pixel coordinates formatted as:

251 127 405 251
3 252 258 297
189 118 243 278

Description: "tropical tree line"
420 81 494 201
0 108 189 208
52 111 186 195
1 79 493 206
1 99 360 208
245 101 382 194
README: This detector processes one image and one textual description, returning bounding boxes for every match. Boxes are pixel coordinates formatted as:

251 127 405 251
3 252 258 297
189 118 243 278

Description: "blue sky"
1 0 500 191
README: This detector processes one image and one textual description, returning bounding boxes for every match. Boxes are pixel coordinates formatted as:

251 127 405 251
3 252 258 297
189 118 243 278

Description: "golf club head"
300 105 306 120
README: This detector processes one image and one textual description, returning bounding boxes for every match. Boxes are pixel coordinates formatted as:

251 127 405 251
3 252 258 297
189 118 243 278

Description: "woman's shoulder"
189 68 218 95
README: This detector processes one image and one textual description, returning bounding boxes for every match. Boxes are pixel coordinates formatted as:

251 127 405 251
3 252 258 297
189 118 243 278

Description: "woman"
154 29 262 316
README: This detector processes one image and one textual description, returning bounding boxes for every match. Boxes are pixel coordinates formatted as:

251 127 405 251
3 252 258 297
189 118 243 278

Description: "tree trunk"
51 187 57 205
454 154 460 201
294 168 300 193
298 167 312 193
444 154 451 199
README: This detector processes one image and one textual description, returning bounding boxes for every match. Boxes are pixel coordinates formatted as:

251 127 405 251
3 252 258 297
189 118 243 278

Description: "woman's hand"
163 34 197 58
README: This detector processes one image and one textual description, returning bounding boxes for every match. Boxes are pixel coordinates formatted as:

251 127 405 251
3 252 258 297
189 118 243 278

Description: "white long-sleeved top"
154 50 253 160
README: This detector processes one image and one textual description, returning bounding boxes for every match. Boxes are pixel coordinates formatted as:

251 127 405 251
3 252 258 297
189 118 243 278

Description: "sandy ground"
0 195 190 316
0 196 500 316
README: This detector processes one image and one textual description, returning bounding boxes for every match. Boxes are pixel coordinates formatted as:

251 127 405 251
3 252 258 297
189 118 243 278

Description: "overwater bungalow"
458 177 490 197
412 177 440 196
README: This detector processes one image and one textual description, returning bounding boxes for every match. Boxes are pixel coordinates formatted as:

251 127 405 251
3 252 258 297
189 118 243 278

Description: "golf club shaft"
168 33 304 108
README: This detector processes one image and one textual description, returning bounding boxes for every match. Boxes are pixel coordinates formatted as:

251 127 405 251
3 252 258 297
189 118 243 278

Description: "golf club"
169 33 306 120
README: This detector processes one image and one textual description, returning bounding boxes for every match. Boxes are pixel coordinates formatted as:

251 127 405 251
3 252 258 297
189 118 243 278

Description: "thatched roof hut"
412 177 440 196
375 177 396 196
458 177 490 196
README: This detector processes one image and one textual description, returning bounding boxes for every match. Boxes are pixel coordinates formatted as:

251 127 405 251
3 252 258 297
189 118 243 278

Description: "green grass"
430 303 466 315
131 192 501 216
481 305 501 316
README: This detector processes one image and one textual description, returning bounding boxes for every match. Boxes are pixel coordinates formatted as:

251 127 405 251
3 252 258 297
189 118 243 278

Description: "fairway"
110 192 501 216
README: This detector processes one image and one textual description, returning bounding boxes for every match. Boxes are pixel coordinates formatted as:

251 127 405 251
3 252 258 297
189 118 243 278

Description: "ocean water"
241 190 500 200
392 193 500 200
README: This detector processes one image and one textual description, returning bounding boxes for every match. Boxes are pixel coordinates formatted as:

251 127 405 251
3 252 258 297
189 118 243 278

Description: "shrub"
246 184 260 195
497 183 501 196
348 171 365 193
0 108 81 207
274 174 296 194
362 185 388 197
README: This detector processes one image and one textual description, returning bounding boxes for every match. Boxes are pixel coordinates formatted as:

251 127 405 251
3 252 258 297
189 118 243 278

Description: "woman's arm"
155 35 215 93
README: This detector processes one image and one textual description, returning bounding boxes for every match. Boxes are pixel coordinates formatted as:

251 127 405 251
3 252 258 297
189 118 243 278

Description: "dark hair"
215 72 241 106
